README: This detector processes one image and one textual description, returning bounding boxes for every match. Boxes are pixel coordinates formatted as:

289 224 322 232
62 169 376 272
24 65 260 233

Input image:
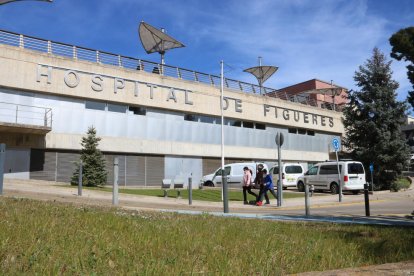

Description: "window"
307 130 315 136
307 166 318 175
184 114 197 121
320 165 342 175
272 167 279 175
199 115 216 124
232 120 242 127
288 128 297 134
255 123 266 130
85 100 105 111
108 103 127 113
129 106 146 115
285 165 303 174
243 121 254 128
348 163 364 174
225 119 241 127
298 128 307 135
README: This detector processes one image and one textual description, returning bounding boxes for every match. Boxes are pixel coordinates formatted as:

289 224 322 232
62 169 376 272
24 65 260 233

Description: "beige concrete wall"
0 45 341 161
0 45 344 134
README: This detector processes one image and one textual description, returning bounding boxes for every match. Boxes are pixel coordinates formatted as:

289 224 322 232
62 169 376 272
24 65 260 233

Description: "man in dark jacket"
256 169 277 206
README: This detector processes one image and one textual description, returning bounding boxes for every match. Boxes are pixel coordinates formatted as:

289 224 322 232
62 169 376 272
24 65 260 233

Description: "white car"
269 163 304 189
296 161 366 194
201 162 268 187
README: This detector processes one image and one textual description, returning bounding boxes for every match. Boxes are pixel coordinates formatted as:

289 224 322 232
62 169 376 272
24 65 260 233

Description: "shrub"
390 177 411 192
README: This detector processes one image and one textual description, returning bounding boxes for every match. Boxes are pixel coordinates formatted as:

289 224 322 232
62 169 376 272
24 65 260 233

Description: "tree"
342 48 410 189
71 126 107 187
389 27 414 108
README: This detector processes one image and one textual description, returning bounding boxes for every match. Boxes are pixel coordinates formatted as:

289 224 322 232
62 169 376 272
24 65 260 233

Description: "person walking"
254 165 269 206
242 166 258 204
256 169 277 206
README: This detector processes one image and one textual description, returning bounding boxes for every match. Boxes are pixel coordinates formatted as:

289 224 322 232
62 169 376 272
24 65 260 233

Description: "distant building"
267 79 348 111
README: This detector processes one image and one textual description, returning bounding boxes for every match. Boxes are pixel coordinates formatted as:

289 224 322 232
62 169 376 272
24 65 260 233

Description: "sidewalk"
3 178 414 227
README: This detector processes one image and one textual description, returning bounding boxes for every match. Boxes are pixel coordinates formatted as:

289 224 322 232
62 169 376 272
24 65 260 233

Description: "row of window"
85 101 146 115
184 114 266 129
85 100 318 135
288 128 315 136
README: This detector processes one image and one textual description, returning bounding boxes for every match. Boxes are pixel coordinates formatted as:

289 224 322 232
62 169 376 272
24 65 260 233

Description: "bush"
390 177 411 192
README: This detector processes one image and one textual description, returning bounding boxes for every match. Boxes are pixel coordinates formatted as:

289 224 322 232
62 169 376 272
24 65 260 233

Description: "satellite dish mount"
138 21 185 71
244 57 278 94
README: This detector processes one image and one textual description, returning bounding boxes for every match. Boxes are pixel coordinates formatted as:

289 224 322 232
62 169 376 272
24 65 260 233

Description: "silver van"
201 162 268 187
296 161 366 194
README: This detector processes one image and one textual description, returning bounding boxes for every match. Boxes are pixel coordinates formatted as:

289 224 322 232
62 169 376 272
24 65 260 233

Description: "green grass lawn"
1 197 413 274
76 186 304 202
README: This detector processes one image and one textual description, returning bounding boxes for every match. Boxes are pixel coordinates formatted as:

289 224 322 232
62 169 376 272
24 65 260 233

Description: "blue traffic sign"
332 137 340 152
369 163 374 172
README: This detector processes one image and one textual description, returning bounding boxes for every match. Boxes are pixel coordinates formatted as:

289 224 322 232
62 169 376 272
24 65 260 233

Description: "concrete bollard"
113 157 119 205
305 182 310 216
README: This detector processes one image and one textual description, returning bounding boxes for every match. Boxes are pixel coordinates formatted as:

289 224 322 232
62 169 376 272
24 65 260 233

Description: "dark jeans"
258 187 277 203
243 186 258 202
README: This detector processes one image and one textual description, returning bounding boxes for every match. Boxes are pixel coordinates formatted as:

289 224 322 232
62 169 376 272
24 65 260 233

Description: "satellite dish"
0 0 52 4
138 21 185 65
244 57 278 94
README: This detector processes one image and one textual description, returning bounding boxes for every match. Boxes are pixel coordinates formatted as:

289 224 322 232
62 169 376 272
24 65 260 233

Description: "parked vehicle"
269 163 304 189
296 161 366 194
201 162 268 187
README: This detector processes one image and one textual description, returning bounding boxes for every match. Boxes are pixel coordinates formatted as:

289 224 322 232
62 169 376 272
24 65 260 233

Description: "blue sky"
0 0 413 101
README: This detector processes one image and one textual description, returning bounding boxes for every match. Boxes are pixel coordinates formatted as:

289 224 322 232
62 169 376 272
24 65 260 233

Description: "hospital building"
0 29 347 186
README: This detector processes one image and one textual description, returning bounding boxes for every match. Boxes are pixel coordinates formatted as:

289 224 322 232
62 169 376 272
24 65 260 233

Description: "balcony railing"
0 102 52 128
0 29 337 110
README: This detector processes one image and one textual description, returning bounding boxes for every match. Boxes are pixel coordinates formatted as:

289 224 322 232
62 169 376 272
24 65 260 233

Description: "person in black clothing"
254 165 269 205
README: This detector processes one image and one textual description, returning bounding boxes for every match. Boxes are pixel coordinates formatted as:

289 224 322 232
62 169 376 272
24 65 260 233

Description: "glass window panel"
255 123 266 130
199 115 215 124
85 100 105 111
288 128 297 134
298 128 307 135
243 121 254 128
108 103 127 113
129 106 146 115
184 114 197 121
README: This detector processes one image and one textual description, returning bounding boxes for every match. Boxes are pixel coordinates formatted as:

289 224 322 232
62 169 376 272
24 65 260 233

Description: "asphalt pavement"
2 178 414 227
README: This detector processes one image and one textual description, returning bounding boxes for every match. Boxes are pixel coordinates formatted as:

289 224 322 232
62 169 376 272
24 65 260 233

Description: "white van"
269 163 305 189
296 161 366 194
201 162 268 187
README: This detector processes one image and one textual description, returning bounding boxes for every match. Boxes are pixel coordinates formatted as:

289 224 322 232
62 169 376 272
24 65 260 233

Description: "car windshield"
348 163 364 174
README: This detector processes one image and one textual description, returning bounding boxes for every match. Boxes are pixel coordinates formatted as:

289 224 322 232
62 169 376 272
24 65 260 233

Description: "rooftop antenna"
138 21 185 68
243 57 278 95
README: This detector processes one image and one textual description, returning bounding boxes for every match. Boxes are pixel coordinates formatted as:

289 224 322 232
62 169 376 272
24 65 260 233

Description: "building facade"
0 30 344 187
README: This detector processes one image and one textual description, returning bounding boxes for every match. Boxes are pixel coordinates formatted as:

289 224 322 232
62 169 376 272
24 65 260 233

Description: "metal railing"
0 29 338 110
0 102 52 128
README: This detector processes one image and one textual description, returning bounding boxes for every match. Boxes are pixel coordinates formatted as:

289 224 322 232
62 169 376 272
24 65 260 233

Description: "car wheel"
204 181 214 187
352 190 360 195
330 183 339 194
297 181 305 192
